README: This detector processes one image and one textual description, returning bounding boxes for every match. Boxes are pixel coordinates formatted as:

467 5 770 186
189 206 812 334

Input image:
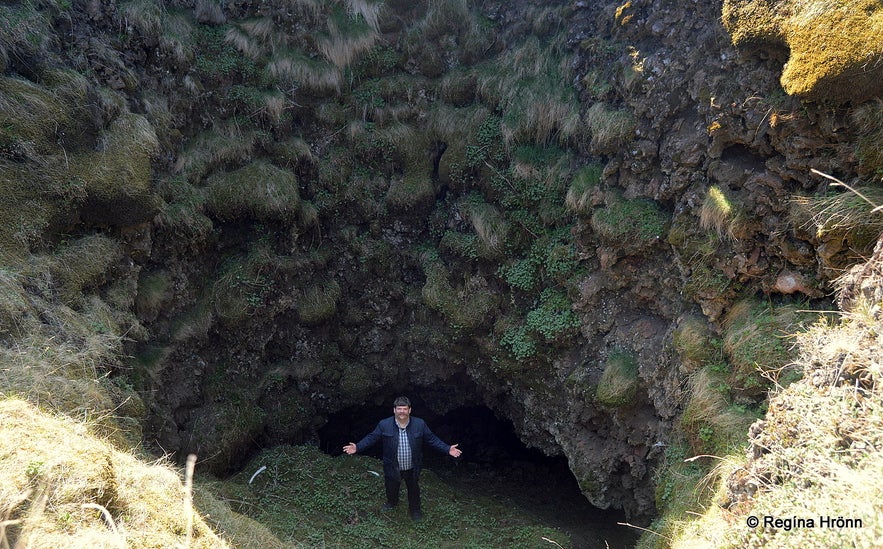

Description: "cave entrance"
318 402 639 549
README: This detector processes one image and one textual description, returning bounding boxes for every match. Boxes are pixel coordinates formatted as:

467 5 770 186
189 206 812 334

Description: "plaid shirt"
397 424 413 470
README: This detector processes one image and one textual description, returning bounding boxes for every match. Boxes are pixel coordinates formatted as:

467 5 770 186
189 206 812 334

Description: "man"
342 396 462 521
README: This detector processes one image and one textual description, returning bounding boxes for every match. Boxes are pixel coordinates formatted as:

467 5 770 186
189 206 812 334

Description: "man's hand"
449 444 462 458
343 442 357 455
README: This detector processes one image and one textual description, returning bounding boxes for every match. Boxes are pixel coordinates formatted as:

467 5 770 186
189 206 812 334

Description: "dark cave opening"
318 401 639 549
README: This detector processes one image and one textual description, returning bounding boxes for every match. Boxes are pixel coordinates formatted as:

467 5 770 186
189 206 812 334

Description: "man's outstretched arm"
343 422 383 454
423 424 463 458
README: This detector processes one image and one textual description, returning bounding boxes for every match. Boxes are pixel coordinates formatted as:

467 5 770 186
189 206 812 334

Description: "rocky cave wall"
1 0 879 521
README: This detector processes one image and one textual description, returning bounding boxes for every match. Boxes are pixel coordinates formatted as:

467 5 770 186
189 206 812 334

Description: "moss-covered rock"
205 160 300 223
73 113 162 226
723 0 883 103
591 194 669 252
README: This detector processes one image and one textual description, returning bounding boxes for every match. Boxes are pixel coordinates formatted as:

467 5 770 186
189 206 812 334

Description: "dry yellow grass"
699 186 743 240
671 306 883 548
0 398 233 549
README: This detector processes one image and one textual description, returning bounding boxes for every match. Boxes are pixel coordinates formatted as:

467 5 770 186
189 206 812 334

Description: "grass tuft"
596 349 640 407
205 160 301 223
584 102 636 154
0 398 241 549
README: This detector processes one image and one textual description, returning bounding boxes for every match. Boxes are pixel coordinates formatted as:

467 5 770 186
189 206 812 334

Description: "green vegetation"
852 99 883 178
584 101 636 154
421 259 498 330
155 176 214 241
205 160 301 222
671 315 719 371
791 185 883 258
722 0 883 102
660 301 883 548
595 349 640 408
135 271 172 321
699 185 747 240
6 1 880 548
721 298 811 397
298 280 342 325
208 444 570 548
49 235 123 306
591 194 669 247
210 243 278 324
565 163 604 214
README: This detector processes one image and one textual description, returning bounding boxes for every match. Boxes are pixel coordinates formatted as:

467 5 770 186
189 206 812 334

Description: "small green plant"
25 459 44 479
500 325 537 360
524 288 580 342
499 258 538 291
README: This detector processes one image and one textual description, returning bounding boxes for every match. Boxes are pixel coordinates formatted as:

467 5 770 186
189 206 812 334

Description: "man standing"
342 396 462 521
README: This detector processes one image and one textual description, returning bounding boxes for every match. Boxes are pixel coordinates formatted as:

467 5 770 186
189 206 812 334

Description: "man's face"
394 405 411 422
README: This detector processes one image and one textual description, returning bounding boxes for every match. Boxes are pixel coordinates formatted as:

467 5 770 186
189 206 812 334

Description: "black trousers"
384 469 421 512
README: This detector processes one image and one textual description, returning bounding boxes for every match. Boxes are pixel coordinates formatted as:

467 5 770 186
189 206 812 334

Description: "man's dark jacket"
355 416 451 480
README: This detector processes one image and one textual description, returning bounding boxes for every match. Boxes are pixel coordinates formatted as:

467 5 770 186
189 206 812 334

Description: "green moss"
385 169 435 210
210 244 278 324
852 100 883 178
0 72 98 255
205 160 300 222
174 124 270 182
595 349 639 407
155 176 213 240
591 195 669 247
672 316 720 370
723 0 883 102
720 0 784 48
